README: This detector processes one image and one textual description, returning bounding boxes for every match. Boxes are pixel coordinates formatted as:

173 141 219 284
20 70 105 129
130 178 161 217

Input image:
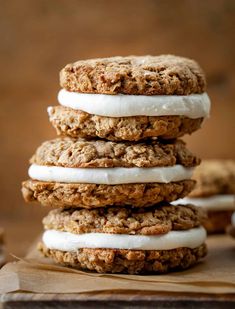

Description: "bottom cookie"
39 242 207 274
204 210 233 234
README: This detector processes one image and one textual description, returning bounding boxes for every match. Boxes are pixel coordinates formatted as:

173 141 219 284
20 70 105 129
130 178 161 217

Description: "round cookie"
42 204 206 235
189 160 235 198
22 138 199 208
39 204 207 274
39 244 206 274
28 137 199 168
48 106 204 142
22 180 195 209
48 55 210 141
60 55 206 95
204 210 234 234
174 160 235 234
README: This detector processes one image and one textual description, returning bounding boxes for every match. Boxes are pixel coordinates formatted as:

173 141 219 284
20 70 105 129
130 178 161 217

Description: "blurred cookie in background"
227 212 235 239
173 160 235 234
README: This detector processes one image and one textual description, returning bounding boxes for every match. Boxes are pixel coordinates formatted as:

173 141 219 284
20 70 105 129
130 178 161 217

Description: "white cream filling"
172 195 235 211
28 164 193 185
42 227 206 251
57 89 211 118
232 212 235 227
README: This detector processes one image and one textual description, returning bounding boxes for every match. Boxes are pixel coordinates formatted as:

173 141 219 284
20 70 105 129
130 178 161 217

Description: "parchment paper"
0 235 235 294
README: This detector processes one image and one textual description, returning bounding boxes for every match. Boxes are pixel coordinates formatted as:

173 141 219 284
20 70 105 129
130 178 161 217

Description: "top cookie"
60 55 206 95
189 160 235 197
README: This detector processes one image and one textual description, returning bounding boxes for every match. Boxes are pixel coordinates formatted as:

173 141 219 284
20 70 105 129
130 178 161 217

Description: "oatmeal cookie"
30 137 200 168
22 179 195 208
39 242 207 274
48 106 203 141
189 160 235 197
60 55 206 95
42 203 206 235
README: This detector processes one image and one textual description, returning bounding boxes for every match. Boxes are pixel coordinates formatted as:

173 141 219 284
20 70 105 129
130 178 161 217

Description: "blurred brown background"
0 0 235 258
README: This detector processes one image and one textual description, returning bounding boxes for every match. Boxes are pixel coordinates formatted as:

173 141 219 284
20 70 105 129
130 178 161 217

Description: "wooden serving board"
1 291 235 309
1 235 235 309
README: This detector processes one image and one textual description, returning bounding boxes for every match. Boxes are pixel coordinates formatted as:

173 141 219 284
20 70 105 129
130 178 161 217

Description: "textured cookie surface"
60 55 206 95
30 137 200 168
189 160 235 197
39 243 207 274
203 210 233 234
43 204 205 235
22 179 195 208
49 106 203 141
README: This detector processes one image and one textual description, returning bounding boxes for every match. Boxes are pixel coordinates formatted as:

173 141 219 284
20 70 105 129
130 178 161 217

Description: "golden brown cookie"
189 160 235 197
30 137 199 168
204 210 233 234
48 106 203 142
22 179 195 208
39 243 207 274
42 204 206 235
176 160 235 234
60 55 206 95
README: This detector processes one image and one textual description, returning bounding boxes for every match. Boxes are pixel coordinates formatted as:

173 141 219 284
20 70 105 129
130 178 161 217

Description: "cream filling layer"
42 227 206 251
232 212 235 226
28 164 193 184
172 195 235 211
57 89 211 118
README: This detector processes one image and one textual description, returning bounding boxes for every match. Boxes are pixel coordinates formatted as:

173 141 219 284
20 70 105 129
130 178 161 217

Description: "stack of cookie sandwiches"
174 160 235 233
22 55 211 274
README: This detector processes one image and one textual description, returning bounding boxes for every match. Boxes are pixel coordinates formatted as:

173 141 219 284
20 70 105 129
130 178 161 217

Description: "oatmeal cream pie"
48 55 211 141
173 160 235 234
39 204 207 274
22 137 199 208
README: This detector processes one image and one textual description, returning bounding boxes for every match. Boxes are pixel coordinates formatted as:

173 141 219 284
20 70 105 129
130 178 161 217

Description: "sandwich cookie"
48 55 210 141
39 204 207 274
22 138 199 208
173 160 235 233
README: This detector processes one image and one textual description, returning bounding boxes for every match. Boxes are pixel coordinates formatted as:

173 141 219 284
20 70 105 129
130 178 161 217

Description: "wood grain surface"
1 291 235 309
